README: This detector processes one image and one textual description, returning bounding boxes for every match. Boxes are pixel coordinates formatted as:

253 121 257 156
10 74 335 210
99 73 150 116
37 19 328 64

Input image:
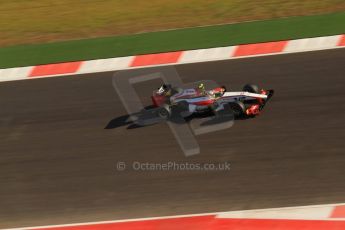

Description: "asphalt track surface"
1 49 345 228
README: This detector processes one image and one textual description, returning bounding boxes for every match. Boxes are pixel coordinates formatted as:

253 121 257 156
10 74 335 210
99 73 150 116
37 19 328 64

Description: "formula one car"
151 83 274 119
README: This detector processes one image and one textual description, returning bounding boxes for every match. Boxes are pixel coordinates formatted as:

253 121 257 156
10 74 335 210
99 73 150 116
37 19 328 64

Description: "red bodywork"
246 89 268 116
246 104 260 115
152 94 166 107
192 99 214 106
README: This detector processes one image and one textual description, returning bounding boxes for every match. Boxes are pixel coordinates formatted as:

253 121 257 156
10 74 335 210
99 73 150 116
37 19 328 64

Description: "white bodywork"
169 89 268 113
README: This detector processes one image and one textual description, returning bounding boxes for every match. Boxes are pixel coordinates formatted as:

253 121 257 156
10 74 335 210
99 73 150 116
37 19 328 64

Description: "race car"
151 82 274 119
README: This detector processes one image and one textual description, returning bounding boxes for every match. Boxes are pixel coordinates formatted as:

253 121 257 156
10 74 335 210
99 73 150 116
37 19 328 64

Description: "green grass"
1 0 345 46
0 12 345 68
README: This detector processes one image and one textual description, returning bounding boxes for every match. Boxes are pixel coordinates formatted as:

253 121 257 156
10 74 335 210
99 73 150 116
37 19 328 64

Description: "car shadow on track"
104 108 253 130
104 114 144 130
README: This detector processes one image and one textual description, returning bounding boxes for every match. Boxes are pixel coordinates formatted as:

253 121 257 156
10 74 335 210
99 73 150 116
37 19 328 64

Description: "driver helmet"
198 83 205 90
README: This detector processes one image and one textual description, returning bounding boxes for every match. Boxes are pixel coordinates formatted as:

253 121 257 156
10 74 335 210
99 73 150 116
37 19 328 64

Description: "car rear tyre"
158 104 171 119
229 101 246 117
243 84 259 93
